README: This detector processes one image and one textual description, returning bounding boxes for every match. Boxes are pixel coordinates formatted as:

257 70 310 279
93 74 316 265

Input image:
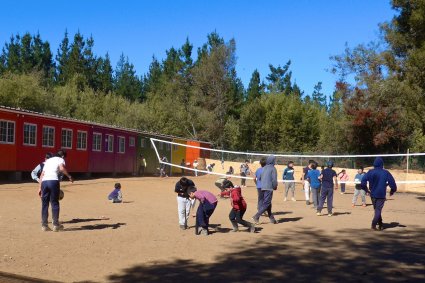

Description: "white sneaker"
291 197 296 202
53 224 64 232
328 213 333 217
41 225 52 232
284 198 287 202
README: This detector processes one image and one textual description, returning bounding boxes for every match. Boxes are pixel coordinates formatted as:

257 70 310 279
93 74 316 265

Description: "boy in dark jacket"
252 155 278 224
229 186 255 233
361 157 397 230
175 177 196 230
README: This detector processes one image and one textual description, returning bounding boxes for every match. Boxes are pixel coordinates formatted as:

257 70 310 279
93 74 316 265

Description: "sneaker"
53 224 64 232
316 212 322 216
352 204 355 208
269 217 278 224
284 197 287 202
179 225 186 230
291 197 296 202
328 213 333 217
371 226 379 231
41 225 52 232
199 228 208 236
378 222 384 231
362 203 366 207
340 192 344 195
249 224 256 233
251 216 260 224
306 200 310 205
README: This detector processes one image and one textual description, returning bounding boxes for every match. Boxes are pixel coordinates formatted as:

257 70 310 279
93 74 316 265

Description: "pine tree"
56 30 70 84
312 81 327 108
114 53 142 101
5 35 21 73
246 69 264 102
266 61 293 94
97 53 113 93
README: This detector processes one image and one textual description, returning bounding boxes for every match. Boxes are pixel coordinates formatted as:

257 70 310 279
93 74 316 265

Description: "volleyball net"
150 138 425 188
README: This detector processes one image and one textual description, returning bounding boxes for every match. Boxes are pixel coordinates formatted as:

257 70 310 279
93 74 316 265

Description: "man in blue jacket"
252 155 278 224
361 157 397 230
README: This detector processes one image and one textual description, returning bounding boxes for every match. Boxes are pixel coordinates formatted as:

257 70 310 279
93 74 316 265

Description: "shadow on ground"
107 227 425 283
65 223 126 231
62 218 109 224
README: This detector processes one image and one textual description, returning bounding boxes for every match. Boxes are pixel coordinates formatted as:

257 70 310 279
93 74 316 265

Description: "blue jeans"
254 190 274 220
340 183 346 193
196 200 217 229
41 180 60 226
371 197 385 227
318 186 333 214
311 187 321 209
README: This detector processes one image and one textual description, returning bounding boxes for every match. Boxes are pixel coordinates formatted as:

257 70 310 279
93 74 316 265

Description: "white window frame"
0 120 15 144
61 128 73 149
42 126 55 148
23 123 37 146
129 136 135 147
118 136 125 153
106 134 114 153
77 130 87 150
92 132 102 152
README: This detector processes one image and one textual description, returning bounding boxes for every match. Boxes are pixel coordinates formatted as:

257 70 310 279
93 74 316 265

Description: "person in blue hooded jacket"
361 157 397 230
252 155 278 224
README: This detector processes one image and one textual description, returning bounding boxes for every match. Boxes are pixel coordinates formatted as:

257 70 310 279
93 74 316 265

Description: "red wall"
0 111 17 171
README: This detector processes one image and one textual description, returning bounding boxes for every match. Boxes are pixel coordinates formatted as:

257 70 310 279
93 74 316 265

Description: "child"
193 159 199 177
338 169 349 194
108 183 123 203
214 176 233 198
352 167 366 207
301 160 315 205
188 187 218 236
307 162 321 209
317 161 338 216
283 161 296 201
229 185 255 233
254 157 267 211
227 166 234 175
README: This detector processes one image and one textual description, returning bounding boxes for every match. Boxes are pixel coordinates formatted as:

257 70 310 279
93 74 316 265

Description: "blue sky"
1 0 395 97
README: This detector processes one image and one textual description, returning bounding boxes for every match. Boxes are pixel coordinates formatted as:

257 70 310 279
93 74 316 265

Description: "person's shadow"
277 217 303 223
65 223 126 231
382 222 407 230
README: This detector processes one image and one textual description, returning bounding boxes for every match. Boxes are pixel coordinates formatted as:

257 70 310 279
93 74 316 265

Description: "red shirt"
230 187 247 211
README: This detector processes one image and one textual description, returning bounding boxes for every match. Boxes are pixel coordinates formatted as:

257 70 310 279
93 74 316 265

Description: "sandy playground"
0 175 424 283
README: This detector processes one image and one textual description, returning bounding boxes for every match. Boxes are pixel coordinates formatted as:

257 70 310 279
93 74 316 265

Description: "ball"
59 190 64 201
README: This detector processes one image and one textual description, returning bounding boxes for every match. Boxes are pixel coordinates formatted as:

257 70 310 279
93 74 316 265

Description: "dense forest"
0 0 424 154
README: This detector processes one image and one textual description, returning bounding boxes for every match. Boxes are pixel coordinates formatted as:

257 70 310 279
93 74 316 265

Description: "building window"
42 126 54 147
106 134 114 152
159 142 163 150
166 143 171 151
92 133 102 151
140 138 146 148
129 136 135 147
173 144 178 151
61 129 73 149
23 123 37 146
0 120 15 144
77 131 87 150
118 136 125 153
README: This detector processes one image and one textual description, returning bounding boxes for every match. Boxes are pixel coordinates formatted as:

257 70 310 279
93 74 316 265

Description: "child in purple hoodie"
188 187 218 236
108 183 123 203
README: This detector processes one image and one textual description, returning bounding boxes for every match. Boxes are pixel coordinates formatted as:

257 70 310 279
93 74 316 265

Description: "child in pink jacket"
338 169 349 194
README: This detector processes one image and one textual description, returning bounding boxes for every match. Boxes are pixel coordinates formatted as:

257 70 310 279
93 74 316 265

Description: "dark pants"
256 189 272 217
254 190 274 219
229 209 251 227
138 166 145 176
196 200 217 229
41 180 60 226
318 186 333 214
371 197 385 227
311 187 321 209
340 183 346 193
240 172 246 186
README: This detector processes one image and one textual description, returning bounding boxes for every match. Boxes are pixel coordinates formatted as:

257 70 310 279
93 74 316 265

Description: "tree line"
0 0 424 155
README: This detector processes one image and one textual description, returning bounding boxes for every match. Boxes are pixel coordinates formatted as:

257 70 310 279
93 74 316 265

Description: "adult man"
361 157 397 230
31 152 53 183
175 177 196 230
38 149 73 232
139 154 147 176
317 161 337 217
252 155 278 224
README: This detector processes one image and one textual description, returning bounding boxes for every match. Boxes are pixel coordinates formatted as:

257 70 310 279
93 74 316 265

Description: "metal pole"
406 148 410 174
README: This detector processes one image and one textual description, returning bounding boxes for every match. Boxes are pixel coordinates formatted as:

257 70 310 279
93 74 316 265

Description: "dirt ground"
0 175 424 283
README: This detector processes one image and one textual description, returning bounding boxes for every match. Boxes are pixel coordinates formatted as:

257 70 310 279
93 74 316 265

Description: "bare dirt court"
0 175 424 283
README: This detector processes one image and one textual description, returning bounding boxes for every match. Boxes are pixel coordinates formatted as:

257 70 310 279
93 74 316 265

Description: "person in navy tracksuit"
361 157 397 230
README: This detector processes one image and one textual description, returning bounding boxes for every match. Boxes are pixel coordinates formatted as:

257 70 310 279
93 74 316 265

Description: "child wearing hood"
252 155 278 224
229 185 255 233
361 157 397 230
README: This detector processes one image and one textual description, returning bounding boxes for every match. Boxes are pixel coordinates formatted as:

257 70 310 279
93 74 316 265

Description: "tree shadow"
65 223 126 231
107 227 425 283
62 218 109 224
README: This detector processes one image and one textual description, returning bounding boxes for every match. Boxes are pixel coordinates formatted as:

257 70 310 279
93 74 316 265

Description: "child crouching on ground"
188 187 218 236
229 185 255 233
108 183 122 203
